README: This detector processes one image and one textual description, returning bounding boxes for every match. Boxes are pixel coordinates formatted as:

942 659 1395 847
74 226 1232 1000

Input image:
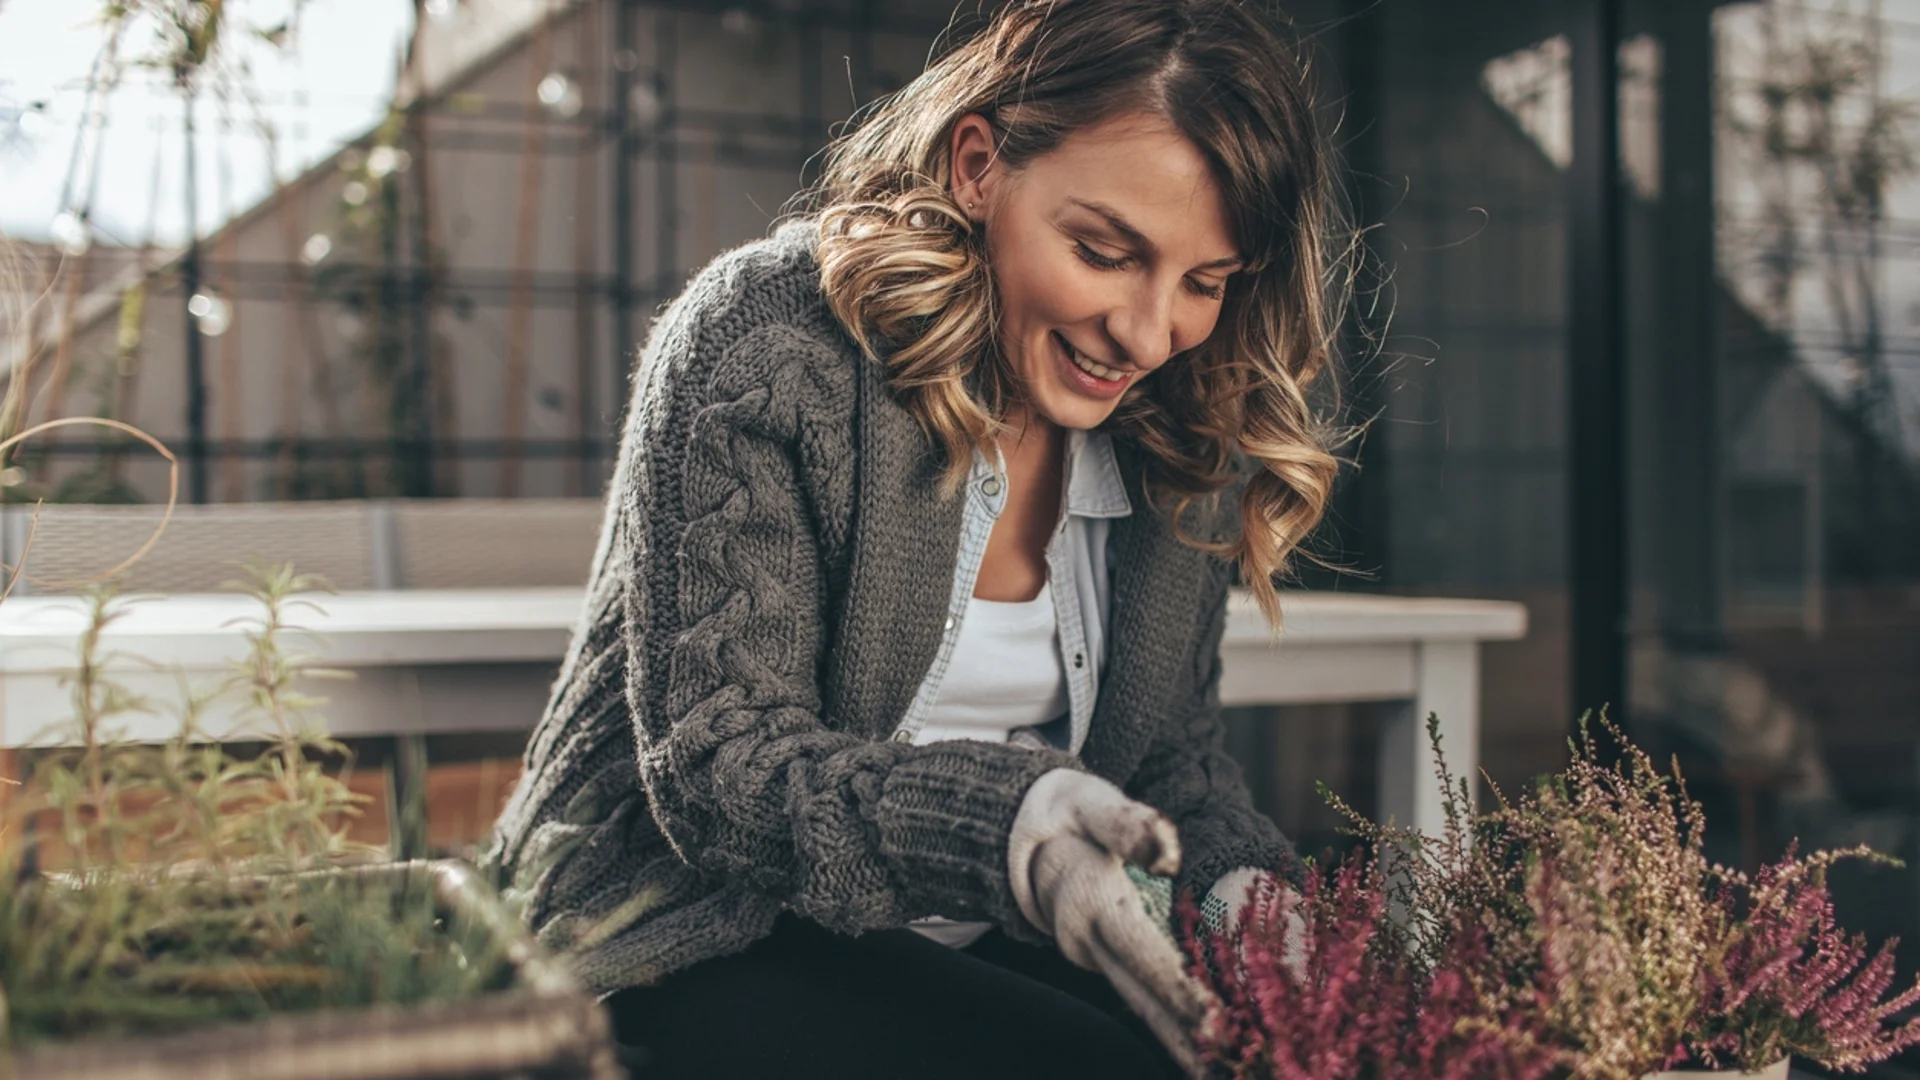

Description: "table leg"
0 747 18 855
390 733 429 860
1377 641 1482 839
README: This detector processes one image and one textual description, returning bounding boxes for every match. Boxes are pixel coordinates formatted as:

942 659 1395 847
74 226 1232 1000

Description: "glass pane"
1329 0 1580 801
1625 0 1920 1008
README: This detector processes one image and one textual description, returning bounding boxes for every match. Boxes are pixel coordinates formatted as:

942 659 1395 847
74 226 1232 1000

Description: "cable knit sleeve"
1124 557 1306 900
625 323 1077 937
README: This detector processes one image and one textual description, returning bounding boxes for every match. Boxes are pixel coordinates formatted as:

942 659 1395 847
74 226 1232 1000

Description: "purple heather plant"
1673 845 1920 1073
1497 718 1721 1078
1179 851 1563 1080
1186 713 1920 1079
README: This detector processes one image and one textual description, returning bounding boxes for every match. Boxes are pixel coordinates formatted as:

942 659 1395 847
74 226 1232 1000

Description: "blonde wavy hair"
800 0 1353 629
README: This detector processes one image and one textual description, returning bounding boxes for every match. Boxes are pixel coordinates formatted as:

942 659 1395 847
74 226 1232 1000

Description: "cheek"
1022 260 1112 329
1176 304 1228 354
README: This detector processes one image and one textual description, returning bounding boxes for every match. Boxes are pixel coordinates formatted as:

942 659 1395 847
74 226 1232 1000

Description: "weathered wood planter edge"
4 859 622 1080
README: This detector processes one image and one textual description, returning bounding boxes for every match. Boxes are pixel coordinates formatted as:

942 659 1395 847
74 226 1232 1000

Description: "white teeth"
1063 339 1126 382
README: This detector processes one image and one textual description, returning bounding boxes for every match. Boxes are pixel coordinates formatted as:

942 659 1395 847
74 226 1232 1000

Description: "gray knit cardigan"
485 217 1302 997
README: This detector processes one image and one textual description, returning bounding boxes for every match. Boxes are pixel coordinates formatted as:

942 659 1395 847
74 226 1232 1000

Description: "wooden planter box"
5 860 621 1080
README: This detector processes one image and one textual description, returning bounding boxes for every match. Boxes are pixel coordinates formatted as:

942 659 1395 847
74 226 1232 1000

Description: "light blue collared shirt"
889 429 1133 756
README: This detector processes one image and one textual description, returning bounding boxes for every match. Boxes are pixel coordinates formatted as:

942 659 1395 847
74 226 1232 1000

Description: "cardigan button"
1073 653 1085 669
891 730 913 743
981 476 1003 497
945 615 956 632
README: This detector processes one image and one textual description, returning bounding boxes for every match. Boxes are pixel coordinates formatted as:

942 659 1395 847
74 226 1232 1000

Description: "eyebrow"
1067 197 1244 272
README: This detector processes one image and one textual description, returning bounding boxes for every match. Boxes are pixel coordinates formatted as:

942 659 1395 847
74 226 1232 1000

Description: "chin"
1031 390 1119 431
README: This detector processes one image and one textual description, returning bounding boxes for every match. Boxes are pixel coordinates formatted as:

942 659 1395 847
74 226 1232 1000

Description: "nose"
1104 280 1181 372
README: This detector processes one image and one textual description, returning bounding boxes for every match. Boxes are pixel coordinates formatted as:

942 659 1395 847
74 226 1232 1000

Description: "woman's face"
951 110 1243 431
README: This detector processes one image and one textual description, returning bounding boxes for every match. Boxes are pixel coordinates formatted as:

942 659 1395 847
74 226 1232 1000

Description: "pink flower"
1181 852 1559 1080
1192 715 1920 1078
1683 845 1920 1072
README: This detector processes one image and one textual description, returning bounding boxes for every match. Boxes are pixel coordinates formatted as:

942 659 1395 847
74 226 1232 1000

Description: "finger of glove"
1067 786 1181 876
1032 837 1115 972
1091 899 1215 1028
1088 938 1205 1079
1034 834 1199 1012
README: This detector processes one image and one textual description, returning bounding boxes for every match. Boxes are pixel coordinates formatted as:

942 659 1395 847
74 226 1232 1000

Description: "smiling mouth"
1055 332 1129 383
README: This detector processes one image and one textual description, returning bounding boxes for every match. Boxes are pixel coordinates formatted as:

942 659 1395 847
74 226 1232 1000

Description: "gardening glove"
1202 868 1272 935
1009 768 1215 1077
1203 867 1307 981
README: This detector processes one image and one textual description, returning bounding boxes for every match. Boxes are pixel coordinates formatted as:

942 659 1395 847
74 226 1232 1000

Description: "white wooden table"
0 587 1526 837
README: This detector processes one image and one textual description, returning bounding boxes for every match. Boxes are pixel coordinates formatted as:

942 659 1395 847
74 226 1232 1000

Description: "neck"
997 404 1064 455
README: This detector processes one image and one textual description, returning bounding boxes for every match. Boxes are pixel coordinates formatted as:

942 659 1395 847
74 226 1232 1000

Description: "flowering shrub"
1677 846 1920 1072
1181 853 1563 1080
1500 720 1723 1078
1184 713 1920 1079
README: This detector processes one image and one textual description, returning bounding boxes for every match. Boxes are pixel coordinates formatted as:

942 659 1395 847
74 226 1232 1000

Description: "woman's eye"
1187 277 1227 301
1073 241 1129 270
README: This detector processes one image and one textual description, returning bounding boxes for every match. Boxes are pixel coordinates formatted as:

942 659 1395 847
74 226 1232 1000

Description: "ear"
948 113 999 221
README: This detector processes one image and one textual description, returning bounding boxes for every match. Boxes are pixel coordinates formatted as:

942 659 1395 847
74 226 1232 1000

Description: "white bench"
0 572 1525 837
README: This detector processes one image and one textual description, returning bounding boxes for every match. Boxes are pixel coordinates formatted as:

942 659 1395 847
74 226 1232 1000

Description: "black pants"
604 912 1186 1080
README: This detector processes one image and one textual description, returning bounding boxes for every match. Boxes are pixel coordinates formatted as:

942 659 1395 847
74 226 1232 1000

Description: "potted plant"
1650 841 1920 1077
1182 716 1920 1079
0 567 622 1078
1176 852 1563 1079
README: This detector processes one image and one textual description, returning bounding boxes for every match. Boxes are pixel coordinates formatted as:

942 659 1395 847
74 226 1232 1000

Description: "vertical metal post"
378 156 410 497
572 1 602 498
654 10 677 313
1654 1 1723 657
407 0 437 498
407 137 436 498
182 85 209 505
390 731 429 861
1569 0 1627 728
609 0 637 486
1333 0 1390 587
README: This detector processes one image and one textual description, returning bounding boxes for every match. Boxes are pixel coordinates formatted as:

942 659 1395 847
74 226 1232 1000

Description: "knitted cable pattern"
644 335 1074 930
484 218 1299 997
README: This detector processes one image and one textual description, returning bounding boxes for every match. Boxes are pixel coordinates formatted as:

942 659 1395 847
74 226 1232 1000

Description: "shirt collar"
1066 429 1133 519
971 428 1134 520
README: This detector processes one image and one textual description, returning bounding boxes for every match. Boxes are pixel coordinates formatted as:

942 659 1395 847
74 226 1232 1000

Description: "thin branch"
0 418 180 599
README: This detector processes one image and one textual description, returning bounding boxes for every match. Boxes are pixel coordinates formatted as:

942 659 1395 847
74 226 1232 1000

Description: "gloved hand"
1203 867 1268 934
1008 768 1215 1077
1203 867 1308 982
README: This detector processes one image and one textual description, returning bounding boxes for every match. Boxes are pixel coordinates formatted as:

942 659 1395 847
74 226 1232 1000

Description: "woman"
488 1 1345 1076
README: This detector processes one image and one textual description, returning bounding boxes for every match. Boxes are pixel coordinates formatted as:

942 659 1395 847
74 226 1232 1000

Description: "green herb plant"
0 563 515 1051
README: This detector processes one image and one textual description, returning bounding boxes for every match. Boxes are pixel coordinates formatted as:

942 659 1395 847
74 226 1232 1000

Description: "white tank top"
908 581 1070 948
912 583 1070 744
